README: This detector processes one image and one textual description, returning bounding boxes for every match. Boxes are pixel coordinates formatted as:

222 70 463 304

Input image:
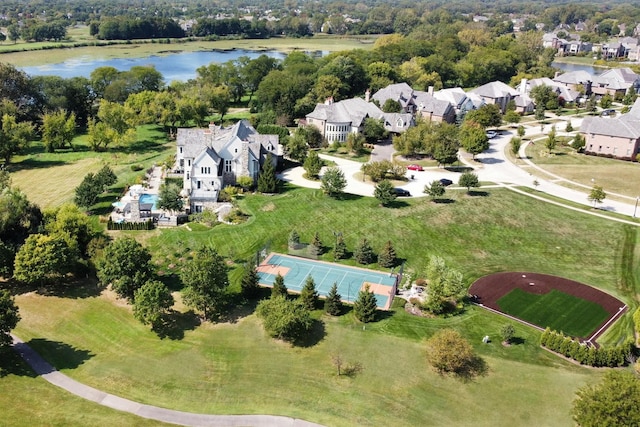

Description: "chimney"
365 89 370 102
325 97 333 105
520 78 528 94
554 71 561 79
428 86 434 96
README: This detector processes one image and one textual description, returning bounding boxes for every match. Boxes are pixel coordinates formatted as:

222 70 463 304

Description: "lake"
20 49 290 82
551 61 607 75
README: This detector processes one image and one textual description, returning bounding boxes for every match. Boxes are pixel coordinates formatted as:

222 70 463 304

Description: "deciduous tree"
459 122 489 159
303 150 322 178
256 296 312 342
572 371 640 427
0 289 19 347
424 180 445 200
97 237 154 301
458 171 480 193
0 114 34 164
133 280 174 327
426 329 478 374
321 167 347 198
588 185 606 208
42 111 76 152
157 182 184 213
181 246 229 319
13 233 79 285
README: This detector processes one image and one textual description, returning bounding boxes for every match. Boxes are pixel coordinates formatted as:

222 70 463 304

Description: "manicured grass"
9 125 173 209
497 289 610 338
0 349 169 427
13 290 598 427
524 142 640 198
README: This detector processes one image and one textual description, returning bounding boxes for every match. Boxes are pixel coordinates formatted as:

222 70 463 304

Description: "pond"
20 49 291 82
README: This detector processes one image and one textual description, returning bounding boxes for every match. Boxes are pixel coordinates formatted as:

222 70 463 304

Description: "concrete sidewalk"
11 335 325 427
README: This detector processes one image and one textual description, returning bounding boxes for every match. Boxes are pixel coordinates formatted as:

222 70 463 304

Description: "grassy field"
13 290 599 427
497 289 610 338
523 143 640 199
9 125 173 209
0 27 377 67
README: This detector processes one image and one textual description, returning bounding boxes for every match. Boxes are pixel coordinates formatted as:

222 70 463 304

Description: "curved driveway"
280 118 640 220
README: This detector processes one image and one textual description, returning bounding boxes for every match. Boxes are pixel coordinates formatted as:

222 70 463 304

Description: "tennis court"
257 253 398 309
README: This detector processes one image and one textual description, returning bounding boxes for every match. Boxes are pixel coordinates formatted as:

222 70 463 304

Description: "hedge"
540 328 630 367
107 218 154 230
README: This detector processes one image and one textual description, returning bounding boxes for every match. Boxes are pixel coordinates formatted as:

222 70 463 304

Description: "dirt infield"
468 272 627 342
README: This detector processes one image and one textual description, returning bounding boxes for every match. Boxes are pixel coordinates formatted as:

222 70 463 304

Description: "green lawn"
497 289 610 338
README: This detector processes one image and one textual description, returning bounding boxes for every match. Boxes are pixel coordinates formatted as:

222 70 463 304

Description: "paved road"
11 335 325 427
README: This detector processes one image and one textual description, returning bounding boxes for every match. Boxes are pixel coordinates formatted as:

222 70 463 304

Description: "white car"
486 130 497 139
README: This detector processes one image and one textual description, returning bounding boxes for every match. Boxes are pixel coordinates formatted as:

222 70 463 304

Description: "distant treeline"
90 18 185 40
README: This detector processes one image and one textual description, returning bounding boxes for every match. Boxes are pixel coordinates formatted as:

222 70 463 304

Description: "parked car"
486 130 498 139
439 178 453 186
393 188 411 197
407 164 424 171
601 109 615 116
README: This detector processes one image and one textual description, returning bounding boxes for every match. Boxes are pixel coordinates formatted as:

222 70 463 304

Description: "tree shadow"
386 199 410 209
509 336 526 345
26 339 94 371
7 158 67 171
445 166 473 173
293 319 326 348
468 190 490 197
455 356 489 382
0 347 38 378
337 192 364 201
433 198 455 204
152 310 201 340
34 277 104 299
476 157 504 165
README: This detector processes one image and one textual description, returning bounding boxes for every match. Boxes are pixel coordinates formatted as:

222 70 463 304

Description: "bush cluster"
107 218 154 230
540 328 630 367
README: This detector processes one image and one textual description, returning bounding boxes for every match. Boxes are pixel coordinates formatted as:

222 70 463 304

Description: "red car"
407 164 424 171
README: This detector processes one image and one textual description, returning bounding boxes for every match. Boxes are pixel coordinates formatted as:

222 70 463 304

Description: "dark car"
601 109 615 116
393 188 411 197
439 178 453 186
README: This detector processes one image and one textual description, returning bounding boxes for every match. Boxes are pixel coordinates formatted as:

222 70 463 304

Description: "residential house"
553 70 593 93
580 98 640 160
469 81 520 113
413 88 456 123
591 67 640 97
432 87 477 116
371 83 416 113
306 96 413 142
175 120 281 213
516 77 581 106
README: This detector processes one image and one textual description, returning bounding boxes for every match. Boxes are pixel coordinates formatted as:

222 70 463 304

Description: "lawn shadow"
35 277 103 299
454 355 489 382
433 198 455 204
293 319 326 348
152 310 201 340
8 158 67 171
0 347 38 378
468 190 490 197
26 339 94 372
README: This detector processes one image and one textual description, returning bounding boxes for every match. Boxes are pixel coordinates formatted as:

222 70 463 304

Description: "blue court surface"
256 253 397 309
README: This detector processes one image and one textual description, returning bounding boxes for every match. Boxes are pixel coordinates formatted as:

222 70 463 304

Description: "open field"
497 289 610 338
0 30 377 67
523 143 640 199
13 290 599 427
9 126 173 209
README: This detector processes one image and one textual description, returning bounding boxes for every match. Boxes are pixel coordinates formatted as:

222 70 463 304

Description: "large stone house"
591 68 640 97
175 120 281 212
371 83 456 123
580 98 640 161
305 96 413 142
469 81 520 113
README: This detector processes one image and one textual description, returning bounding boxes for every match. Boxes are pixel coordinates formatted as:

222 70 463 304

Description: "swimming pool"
139 193 159 211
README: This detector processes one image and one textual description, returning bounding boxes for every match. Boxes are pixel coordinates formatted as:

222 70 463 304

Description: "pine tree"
377 240 396 268
241 264 260 299
353 284 377 323
288 229 300 248
299 275 319 310
334 235 347 260
354 238 375 265
257 153 278 193
271 273 287 298
324 282 342 316
309 232 323 257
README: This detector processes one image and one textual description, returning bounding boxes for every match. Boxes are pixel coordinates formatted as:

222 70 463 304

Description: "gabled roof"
581 98 640 139
382 113 413 133
469 81 519 99
413 91 453 116
433 87 470 110
553 70 592 86
593 67 640 89
371 83 415 110
306 97 384 126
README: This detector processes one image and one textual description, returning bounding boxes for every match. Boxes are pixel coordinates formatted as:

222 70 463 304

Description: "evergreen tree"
271 273 288 298
241 264 260 299
377 240 396 268
257 153 278 193
353 284 377 323
288 229 300 247
299 275 319 310
324 282 342 316
95 164 117 188
354 238 375 265
303 150 322 178
309 231 323 256
334 235 347 260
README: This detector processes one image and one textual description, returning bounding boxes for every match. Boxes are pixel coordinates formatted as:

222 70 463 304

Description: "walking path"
11 335 324 427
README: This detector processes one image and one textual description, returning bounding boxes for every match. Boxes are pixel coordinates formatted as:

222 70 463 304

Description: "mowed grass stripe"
497 289 610 338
